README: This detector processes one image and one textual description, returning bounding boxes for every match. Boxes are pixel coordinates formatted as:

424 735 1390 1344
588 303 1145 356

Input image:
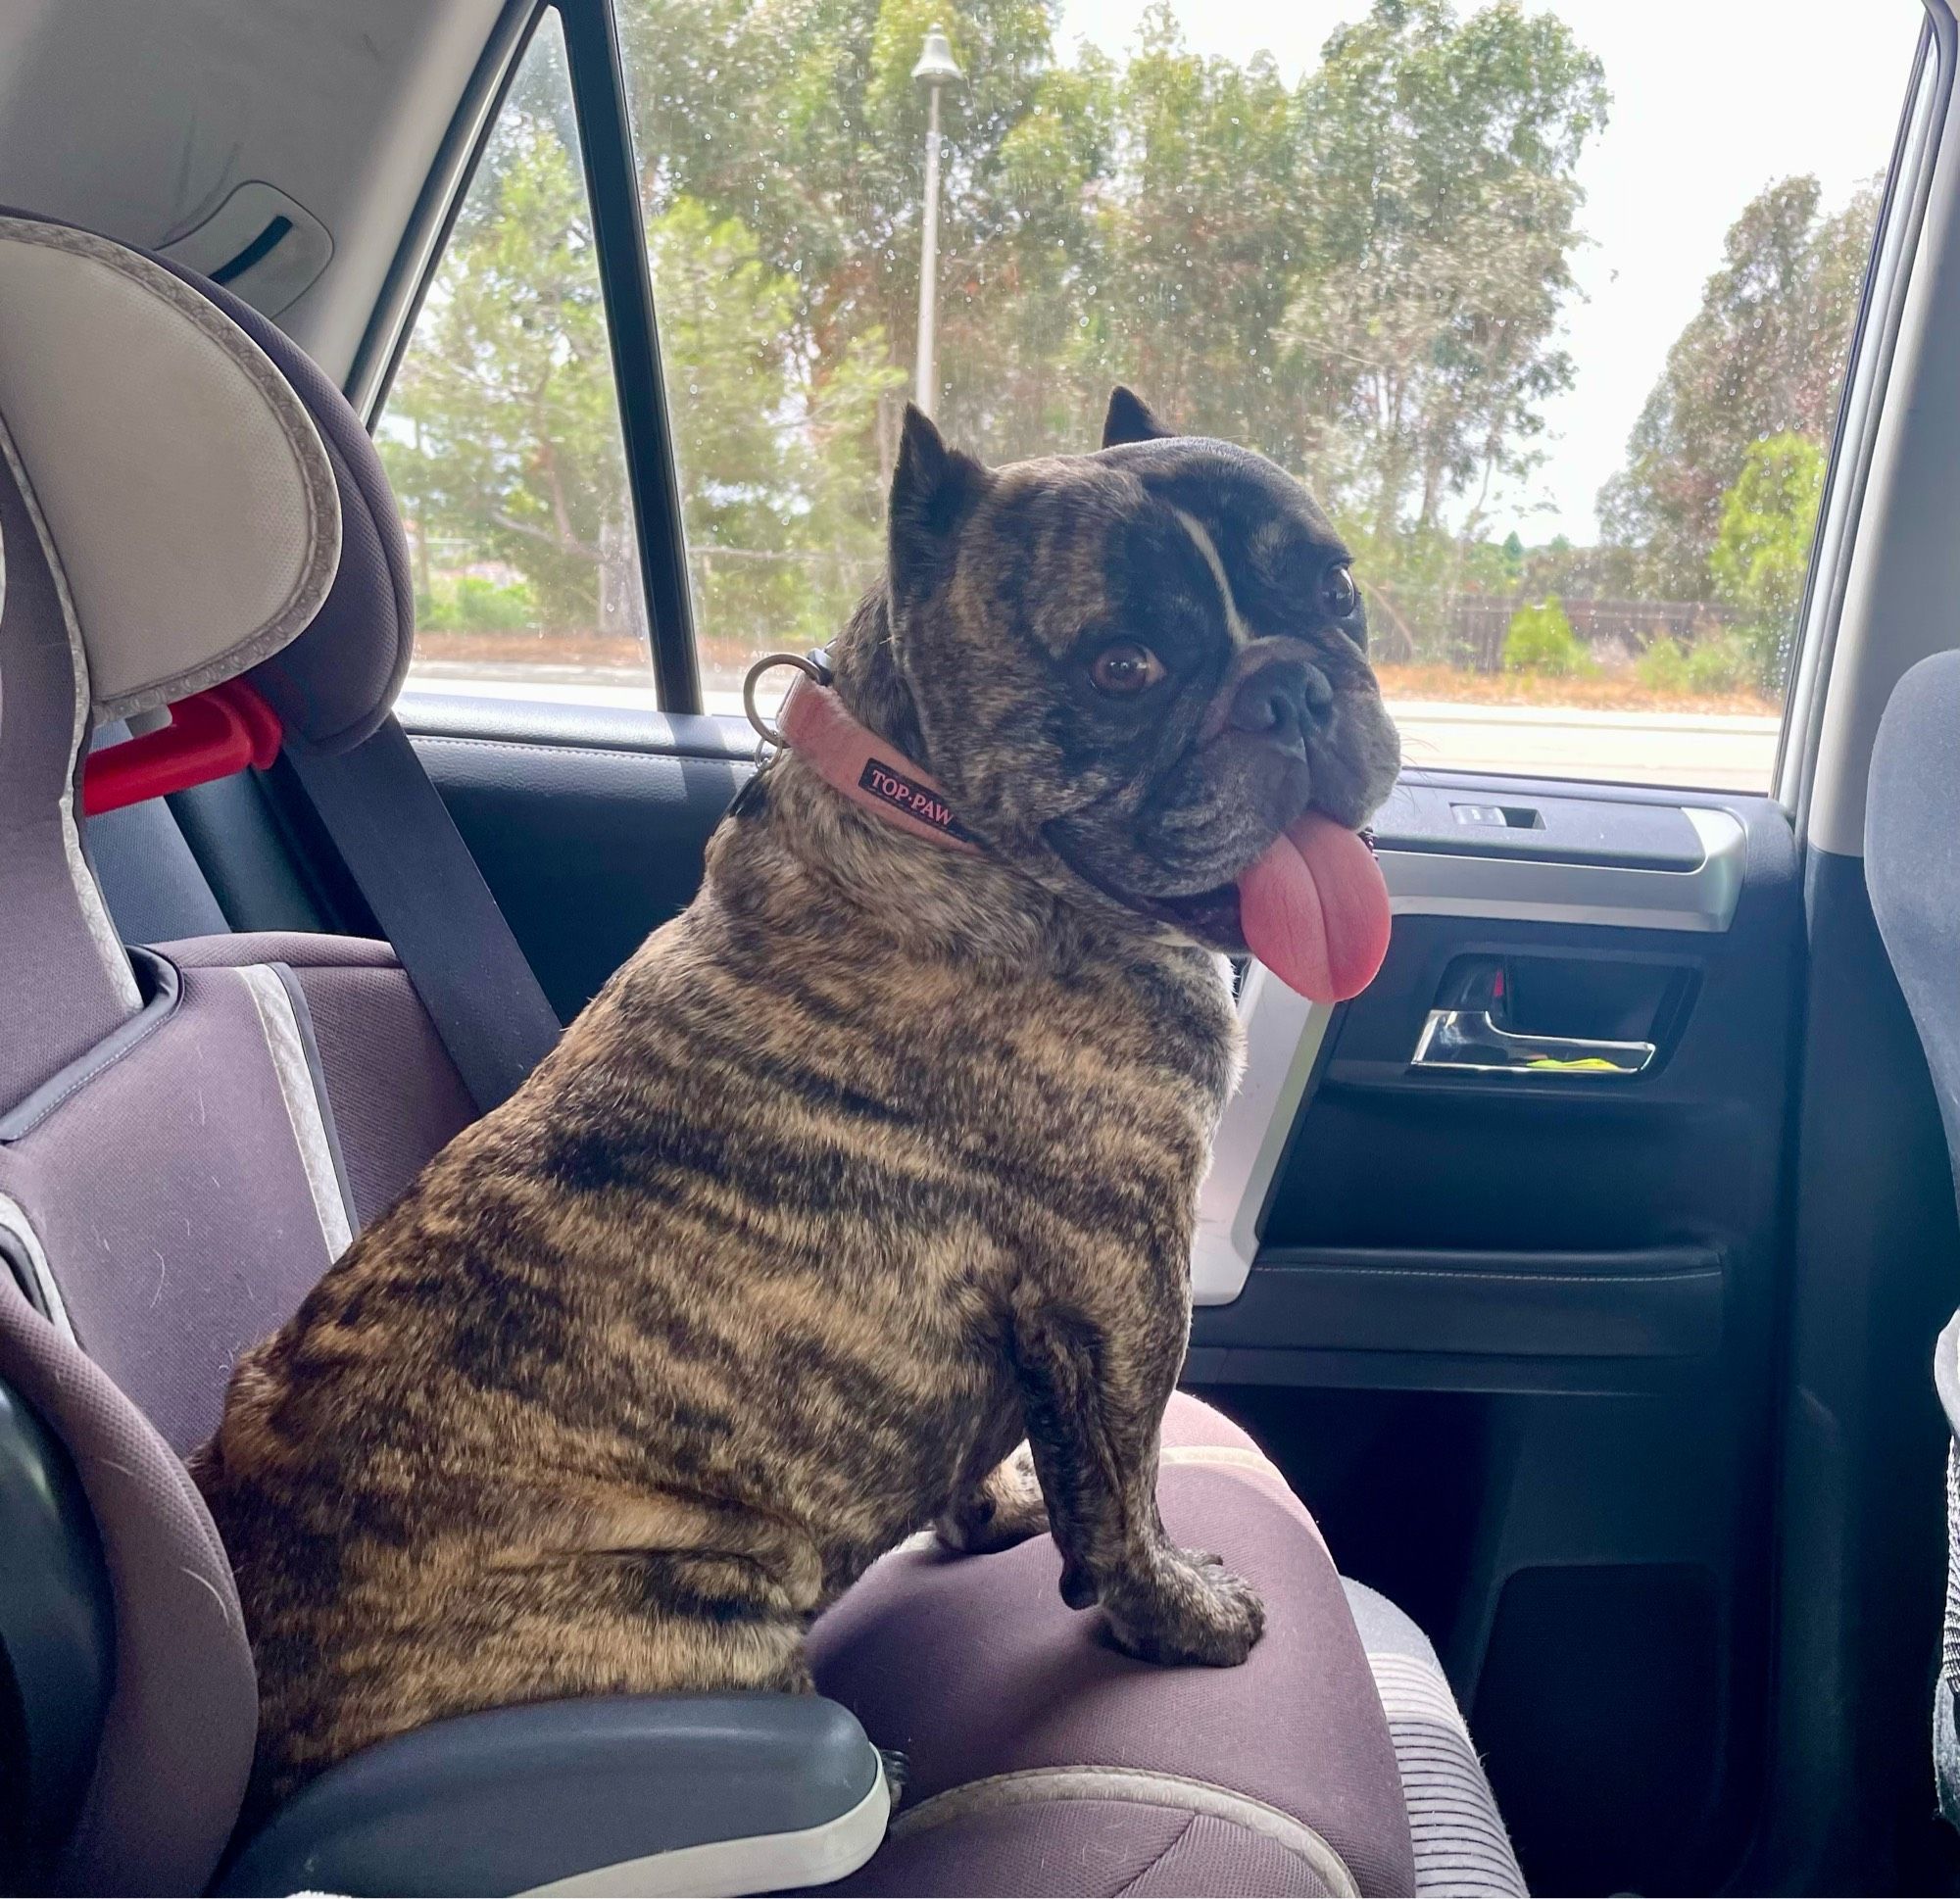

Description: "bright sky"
1055 0 1925 544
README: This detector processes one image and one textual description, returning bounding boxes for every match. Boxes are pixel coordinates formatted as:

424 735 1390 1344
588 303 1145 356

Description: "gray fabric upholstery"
1870 651 1960 1839
0 211 340 1896
0 959 345 1453
0 931 379 1891
0 215 465 1896
150 258 415 755
0 215 341 722
0 207 411 755
1938 1604 1960 1836
0 1271 255 1895
163 933 474 1228
0 429 139 1103
812 1393 1419 1899
1867 647 1960 1173
1344 1582 1526 1897
835 1792 1338 1896
1942 1432 1960 1835
0 212 458 1896
0 946 453 1890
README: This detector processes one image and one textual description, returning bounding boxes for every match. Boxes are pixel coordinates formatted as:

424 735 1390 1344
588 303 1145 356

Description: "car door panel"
1186 779 1801 1893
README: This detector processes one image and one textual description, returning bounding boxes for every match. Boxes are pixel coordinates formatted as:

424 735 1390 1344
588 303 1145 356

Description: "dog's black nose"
1227 657 1333 743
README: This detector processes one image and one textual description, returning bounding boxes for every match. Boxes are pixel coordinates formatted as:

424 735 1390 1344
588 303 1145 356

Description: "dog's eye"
1089 641 1167 697
1322 564 1358 617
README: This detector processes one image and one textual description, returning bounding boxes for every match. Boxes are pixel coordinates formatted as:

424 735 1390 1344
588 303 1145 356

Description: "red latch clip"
82 678 283 816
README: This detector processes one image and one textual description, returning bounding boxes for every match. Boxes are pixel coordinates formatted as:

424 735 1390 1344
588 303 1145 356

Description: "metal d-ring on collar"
742 648 835 755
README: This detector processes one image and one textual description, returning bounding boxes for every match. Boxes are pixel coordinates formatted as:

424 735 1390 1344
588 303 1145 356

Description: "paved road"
408 664 1782 794
1383 698 1779 791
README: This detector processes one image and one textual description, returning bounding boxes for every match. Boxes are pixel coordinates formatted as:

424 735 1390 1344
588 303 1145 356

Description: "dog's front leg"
937 1439 1049 1554
1009 1293 1264 1666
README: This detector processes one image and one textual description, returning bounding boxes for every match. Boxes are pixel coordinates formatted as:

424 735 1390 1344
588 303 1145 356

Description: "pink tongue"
1236 811 1392 1002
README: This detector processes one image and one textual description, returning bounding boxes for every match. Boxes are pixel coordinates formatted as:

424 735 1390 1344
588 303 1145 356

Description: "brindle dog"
193 388 1401 1822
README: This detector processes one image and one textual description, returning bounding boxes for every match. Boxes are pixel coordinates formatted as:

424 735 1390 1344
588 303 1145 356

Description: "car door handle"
1411 1009 1655 1077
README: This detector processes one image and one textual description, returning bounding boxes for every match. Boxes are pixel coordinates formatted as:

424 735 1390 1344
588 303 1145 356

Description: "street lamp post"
911 24 962 419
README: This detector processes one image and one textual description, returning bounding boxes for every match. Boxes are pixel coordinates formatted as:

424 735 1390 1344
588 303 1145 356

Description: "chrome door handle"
1411 1009 1654 1077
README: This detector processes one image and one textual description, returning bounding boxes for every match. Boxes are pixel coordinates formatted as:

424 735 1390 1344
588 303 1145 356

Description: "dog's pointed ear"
889 404 989 597
1102 385 1173 448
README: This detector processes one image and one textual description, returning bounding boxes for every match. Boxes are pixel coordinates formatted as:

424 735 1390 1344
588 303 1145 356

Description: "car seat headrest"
148 245 417 755
0 215 342 720
0 209 418 1107
0 209 417 754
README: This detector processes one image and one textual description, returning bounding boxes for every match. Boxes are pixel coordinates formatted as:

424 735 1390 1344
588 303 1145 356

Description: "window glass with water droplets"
383 15 649 704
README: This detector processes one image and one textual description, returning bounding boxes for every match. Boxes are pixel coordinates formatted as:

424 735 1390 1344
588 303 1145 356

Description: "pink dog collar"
746 652 981 853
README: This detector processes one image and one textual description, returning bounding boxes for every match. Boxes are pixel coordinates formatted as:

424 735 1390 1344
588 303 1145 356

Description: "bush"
1711 432 1823 692
1502 597 1593 677
457 576 535 630
1636 634 1691 694
1685 632 1754 694
416 576 537 633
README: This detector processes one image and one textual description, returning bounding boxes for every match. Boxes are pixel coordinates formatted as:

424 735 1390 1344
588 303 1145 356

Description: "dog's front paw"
1102 1547 1266 1667
936 1442 1050 1555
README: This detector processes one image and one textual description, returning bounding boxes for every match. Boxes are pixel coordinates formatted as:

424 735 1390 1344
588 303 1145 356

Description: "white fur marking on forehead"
1171 507 1250 649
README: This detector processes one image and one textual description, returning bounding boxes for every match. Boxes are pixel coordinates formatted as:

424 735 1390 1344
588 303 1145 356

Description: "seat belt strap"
282 717 561 1113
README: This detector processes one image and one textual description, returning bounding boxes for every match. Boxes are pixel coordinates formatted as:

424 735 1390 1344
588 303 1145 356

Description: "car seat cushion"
809 1392 1421 1898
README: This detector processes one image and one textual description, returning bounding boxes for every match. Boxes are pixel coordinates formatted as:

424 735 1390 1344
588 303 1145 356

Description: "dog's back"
194 792 1237 1820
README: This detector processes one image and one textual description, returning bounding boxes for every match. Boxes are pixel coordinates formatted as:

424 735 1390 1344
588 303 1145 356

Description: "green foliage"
1635 634 1690 694
381 18 907 660
1282 0 1608 540
1601 176 1875 598
1629 628 1757 697
618 0 1120 471
418 576 538 633
381 29 629 637
388 0 1868 685
392 0 1614 665
648 197 903 645
1709 432 1825 689
1502 596 1592 676
1684 631 1756 694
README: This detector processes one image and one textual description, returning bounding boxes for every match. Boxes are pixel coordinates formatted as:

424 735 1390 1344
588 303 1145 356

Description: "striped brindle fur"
193 389 1400 1822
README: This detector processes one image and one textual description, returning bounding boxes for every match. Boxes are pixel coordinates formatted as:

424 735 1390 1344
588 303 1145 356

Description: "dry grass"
1373 663 1781 717
416 629 650 669
413 633 1784 719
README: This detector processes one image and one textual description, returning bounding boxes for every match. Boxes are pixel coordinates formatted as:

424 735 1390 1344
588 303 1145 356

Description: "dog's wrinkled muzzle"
1197 636 1337 747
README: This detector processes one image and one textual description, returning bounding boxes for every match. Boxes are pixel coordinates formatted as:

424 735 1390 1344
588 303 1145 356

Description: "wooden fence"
1363 592 1736 671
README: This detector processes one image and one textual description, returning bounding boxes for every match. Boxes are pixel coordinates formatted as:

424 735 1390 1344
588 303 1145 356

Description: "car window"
611 0 1924 784
394 2 1923 788
384 12 650 705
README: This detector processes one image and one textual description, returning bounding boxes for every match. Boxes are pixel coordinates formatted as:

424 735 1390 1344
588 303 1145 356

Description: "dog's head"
858 388 1399 998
